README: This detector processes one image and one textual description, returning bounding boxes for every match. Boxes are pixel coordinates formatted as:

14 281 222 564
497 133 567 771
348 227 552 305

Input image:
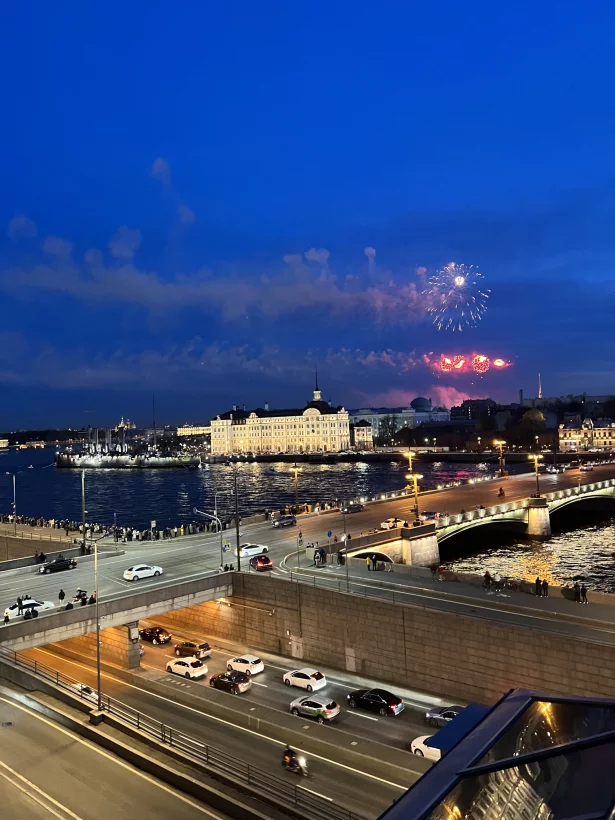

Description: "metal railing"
0 645 365 820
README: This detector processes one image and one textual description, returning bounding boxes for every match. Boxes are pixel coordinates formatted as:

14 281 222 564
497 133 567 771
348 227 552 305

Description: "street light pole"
292 465 302 508
81 469 86 554
406 473 424 525
529 454 543 497
193 506 224 566
494 440 506 477
233 466 241 572
94 526 101 710
12 473 16 537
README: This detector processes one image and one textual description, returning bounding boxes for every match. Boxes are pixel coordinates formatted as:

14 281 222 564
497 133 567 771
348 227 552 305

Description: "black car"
209 671 251 694
273 515 297 528
139 627 172 645
347 688 404 716
341 503 364 514
174 640 211 659
39 556 77 574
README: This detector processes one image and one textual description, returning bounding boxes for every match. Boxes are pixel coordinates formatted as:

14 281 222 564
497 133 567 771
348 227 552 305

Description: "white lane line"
251 681 268 688
30 649 408 790
0 695 225 819
299 785 333 801
0 760 83 820
347 712 379 722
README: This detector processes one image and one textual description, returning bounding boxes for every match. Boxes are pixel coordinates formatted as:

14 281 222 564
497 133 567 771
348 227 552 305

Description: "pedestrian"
535 577 542 598
366 555 371 571
431 563 438 581
493 572 501 593
320 547 326 565
17 596 23 615
65 601 73 610
437 565 444 582
574 582 581 603
542 579 549 598
58 589 65 604
3 613 8 624
484 570 491 592
313 550 318 567
581 584 588 604
333 535 338 543
371 553 378 571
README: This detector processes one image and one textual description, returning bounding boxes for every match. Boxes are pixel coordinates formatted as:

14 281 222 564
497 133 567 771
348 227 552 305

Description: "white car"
283 667 327 692
580 465 594 472
68 683 100 705
3 598 55 621
380 517 407 530
226 654 264 676
410 735 441 762
166 658 209 680
123 565 163 581
235 543 269 558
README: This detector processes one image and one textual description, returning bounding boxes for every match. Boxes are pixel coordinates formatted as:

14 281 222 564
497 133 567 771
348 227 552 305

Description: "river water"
3 447 614 590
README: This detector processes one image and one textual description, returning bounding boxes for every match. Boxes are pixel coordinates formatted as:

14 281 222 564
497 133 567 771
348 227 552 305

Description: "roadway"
0 683 228 820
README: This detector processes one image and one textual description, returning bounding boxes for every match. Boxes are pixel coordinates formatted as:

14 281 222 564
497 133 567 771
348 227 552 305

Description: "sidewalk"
0 522 73 543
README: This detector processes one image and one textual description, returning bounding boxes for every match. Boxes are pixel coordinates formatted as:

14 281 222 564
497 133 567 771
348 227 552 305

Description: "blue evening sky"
1 1 614 427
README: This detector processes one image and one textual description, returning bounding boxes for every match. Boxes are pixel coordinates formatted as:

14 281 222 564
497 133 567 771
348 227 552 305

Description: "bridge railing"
435 499 527 529
0 645 365 820
545 478 615 504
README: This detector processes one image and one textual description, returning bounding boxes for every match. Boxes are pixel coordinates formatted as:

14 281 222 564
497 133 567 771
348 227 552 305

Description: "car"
290 694 340 723
380 517 408 530
347 688 404 716
166 658 209 680
123 565 163 581
235 543 269 558
580 465 594 471
139 626 172 645
250 554 273 571
341 502 364 514
3 598 55 621
420 511 439 521
174 640 211 659
273 515 297 528
424 705 464 728
546 465 564 474
68 682 100 705
227 653 264 675
410 734 441 762
39 556 77 574
283 667 326 692
209 671 251 694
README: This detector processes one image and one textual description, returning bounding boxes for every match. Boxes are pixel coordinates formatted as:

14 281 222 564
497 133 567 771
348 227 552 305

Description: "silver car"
289 693 340 723
424 704 464 728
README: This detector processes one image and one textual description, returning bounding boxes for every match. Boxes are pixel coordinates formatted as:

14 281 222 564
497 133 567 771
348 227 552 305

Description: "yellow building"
211 380 350 455
559 418 615 451
176 424 211 437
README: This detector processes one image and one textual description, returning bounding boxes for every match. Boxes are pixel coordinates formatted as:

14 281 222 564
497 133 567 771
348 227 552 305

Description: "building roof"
215 401 345 421
411 396 432 411
351 420 372 428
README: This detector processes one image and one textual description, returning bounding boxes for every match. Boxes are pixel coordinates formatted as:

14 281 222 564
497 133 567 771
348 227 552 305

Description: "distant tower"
313 368 322 402
538 373 543 400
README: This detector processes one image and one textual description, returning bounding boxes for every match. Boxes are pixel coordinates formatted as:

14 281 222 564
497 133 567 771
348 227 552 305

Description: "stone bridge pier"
526 496 551 540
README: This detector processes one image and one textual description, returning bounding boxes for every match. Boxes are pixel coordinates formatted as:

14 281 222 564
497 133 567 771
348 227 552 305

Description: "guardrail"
0 645 365 820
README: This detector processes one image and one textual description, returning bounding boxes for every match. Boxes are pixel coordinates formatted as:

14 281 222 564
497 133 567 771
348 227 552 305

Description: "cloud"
42 236 73 257
108 226 142 259
150 157 171 185
364 246 376 261
428 385 485 407
304 247 330 266
7 214 37 240
177 205 195 224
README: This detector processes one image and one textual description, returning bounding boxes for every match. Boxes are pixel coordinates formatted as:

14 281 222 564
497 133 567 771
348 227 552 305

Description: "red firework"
436 353 511 374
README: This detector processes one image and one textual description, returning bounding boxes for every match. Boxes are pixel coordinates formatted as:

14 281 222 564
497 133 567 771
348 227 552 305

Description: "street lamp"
405 473 424 525
193 506 224 567
81 469 102 711
494 440 506 477
432 437 437 450
477 436 481 453
528 454 543 497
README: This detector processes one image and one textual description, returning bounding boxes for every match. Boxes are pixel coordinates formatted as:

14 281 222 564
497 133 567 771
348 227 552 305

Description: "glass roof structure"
380 688 615 820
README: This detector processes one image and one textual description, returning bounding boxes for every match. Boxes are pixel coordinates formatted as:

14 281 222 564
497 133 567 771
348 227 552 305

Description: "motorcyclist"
497 487 505 497
283 745 296 769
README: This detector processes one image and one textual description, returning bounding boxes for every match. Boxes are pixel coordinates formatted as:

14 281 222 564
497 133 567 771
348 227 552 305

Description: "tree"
377 414 398 444
601 397 615 420
520 409 545 430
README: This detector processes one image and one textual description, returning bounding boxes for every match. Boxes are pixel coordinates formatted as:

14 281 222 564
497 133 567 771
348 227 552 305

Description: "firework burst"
423 262 490 332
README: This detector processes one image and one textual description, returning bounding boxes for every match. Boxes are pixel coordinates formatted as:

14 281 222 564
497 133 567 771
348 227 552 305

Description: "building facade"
349 420 373 449
559 418 615 452
210 381 350 455
176 424 211 437
348 397 449 440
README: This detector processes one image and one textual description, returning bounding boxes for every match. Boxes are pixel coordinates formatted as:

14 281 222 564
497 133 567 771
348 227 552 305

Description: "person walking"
3 613 8 624
581 584 588 604
542 579 549 598
574 582 581 603
437 565 444 582
58 589 65 604
493 572 501 593
431 563 438 581
366 555 371 571
535 577 542 598
371 553 378 571
17 596 23 615
484 570 492 592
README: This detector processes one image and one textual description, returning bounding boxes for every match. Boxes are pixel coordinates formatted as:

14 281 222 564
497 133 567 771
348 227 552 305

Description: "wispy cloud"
42 236 73 257
177 205 195 225
7 214 37 240
108 226 142 259
150 157 171 185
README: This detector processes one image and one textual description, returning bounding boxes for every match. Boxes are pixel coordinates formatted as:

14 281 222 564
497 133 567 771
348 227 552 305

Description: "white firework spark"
423 262 490 332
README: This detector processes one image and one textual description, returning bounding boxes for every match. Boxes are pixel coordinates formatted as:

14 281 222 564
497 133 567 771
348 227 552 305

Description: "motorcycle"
283 754 309 777
72 589 88 603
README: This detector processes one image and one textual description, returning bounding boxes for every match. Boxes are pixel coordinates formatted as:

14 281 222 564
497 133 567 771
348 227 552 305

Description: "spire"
538 372 542 400
315 367 319 393
313 367 322 402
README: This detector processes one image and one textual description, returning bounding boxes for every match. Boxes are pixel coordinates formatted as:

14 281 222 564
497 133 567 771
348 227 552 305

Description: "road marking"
299 785 333 801
251 681 268 687
0 759 83 820
347 712 379 721
30 649 408 790
0 694 225 818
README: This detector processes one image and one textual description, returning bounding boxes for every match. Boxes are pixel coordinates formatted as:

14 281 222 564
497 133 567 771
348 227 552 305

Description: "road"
0 683 228 820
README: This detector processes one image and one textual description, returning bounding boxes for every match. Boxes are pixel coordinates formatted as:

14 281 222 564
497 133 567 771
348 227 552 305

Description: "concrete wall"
160 573 615 704
0 534 75 563
56 624 141 669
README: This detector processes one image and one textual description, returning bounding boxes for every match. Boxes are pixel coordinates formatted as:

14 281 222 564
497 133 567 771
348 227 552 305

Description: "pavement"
0 683 228 820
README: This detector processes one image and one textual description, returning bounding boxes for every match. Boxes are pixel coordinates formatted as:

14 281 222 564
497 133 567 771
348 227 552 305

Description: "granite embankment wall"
160 573 615 704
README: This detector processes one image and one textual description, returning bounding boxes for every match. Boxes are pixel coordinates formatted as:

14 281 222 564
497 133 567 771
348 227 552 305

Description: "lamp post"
81 470 102 710
432 437 437 451
405 473 424 525
233 465 241 572
477 436 481 453
494 440 506 477
11 473 16 537
291 465 302 508
529 454 543 497
193 506 224 567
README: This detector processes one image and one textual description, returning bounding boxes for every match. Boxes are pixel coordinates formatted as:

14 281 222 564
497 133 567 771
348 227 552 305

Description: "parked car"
290 694 340 723
235 543 269 558
580 465 594 472
174 640 211 659
227 654 264 675
380 517 408 530
39 556 77 574
546 465 564 474
123 564 163 581
209 671 251 694
273 515 297 528
166 658 208 680
139 626 172 645
347 688 404 716
4 598 54 621
410 735 441 761
68 683 99 705
283 667 326 692
340 502 364 514
249 554 273 571
425 705 464 728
